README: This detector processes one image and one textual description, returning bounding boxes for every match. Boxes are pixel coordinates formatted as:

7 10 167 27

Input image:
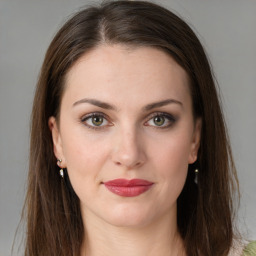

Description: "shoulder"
228 240 256 256
242 241 256 256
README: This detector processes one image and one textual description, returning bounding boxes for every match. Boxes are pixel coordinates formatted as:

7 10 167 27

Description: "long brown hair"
24 1 239 255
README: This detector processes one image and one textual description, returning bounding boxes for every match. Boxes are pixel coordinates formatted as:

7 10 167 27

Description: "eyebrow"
143 99 183 111
73 98 117 110
72 98 183 111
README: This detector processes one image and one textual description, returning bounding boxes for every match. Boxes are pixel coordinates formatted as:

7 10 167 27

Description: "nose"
111 128 146 170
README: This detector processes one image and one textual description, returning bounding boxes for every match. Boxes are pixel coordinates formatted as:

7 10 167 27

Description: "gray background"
0 0 255 255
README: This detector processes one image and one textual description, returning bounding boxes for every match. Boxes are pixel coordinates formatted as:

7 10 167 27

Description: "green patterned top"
242 241 256 256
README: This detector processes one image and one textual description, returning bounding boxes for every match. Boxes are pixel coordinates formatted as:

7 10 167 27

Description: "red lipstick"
103 179 154 197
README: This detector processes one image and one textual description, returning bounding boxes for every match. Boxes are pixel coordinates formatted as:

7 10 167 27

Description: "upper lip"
103 179 154 187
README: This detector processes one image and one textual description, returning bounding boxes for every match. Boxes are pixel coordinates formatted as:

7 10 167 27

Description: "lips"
103 179 154 197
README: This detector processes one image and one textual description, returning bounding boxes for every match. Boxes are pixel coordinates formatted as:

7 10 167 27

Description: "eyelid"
144 111 176 128
80 111 176 130
81 112 112 129
81 112 107 121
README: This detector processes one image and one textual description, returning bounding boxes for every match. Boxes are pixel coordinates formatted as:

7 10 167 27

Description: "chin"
102 203 156 228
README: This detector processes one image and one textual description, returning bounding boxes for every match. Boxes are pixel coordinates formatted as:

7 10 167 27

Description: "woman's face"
49 45 201 228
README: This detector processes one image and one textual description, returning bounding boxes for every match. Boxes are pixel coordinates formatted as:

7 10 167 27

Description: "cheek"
60 126 111 196
149 132 192 195
157 146 189 191
61 123 109 168
151 132 192 174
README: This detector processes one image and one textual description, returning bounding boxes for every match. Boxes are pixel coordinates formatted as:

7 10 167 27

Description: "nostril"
135 162 141 167
111 139 146 169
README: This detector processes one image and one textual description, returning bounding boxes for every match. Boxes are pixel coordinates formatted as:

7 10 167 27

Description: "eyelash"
81 112 176 130
81 112 110 130
144 112 176 129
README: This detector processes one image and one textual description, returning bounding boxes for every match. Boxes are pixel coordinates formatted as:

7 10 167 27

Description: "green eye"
92 116 104 126
153 116 165 126
82 113 109 128
145 113 176 128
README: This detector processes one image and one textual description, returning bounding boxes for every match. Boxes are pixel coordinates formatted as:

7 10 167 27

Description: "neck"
80 209 186 256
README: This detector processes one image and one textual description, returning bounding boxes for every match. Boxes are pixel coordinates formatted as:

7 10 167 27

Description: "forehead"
63 44 191 108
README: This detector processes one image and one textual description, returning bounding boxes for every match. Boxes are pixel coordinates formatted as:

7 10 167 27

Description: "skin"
49 45 201 256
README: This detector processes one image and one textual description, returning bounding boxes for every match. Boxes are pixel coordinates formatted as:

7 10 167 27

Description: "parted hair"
23 1 239 255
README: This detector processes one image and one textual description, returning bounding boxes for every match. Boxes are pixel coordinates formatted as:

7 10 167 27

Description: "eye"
145 112 176 128
81 113 110 129
152 116 165 126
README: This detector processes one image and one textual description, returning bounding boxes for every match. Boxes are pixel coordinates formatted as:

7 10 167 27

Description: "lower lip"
104 184 153 197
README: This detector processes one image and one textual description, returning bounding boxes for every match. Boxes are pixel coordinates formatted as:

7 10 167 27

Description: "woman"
24 1 255 255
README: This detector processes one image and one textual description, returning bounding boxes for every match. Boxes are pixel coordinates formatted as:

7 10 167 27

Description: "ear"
188 118 202 164
48 116 66 168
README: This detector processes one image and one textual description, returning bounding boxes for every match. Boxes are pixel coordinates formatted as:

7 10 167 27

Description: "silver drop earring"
57 159 64 178
194 169 199 184
59 169 64 178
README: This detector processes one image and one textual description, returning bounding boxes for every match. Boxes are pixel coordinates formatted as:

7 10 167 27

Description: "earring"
59 169 64 178
57 159 64 178
194 169 199 184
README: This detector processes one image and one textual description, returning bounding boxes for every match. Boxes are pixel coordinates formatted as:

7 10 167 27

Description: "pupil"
93 116 103 126
154 116 164 126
